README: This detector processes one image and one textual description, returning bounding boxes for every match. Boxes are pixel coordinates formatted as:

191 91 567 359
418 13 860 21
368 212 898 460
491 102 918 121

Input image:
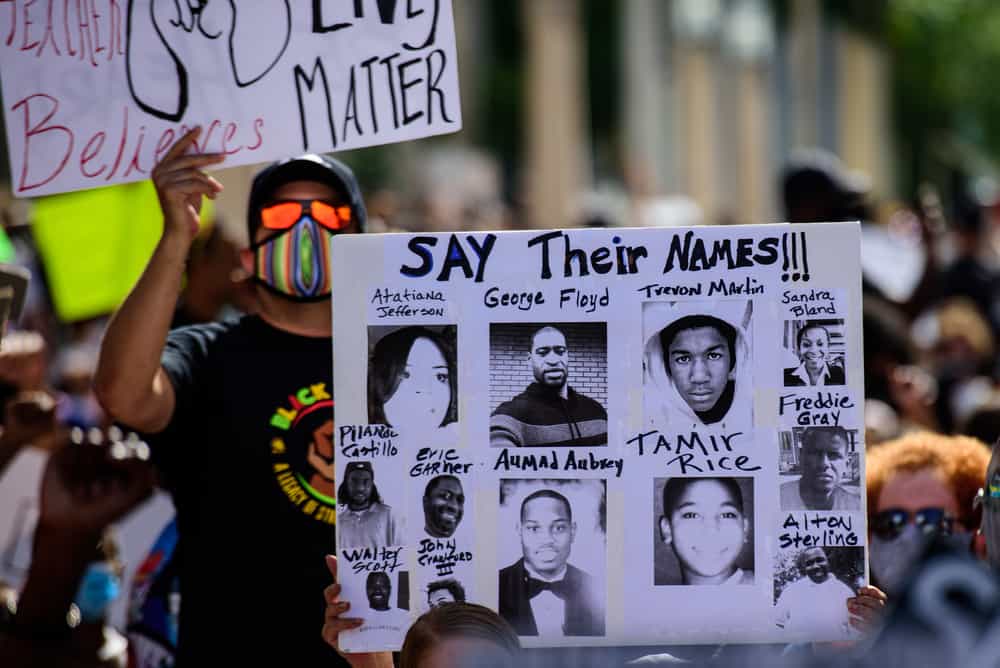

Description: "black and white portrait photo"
489 323 608 447
367 325 458 440
774 546 864 638
782 319 846 387
497 479 606 637
779 427 861 511
426 577 466 608
423 474 465 539
362 570 409 613
654 477 755 586
337 461 402 549
642 300 754 430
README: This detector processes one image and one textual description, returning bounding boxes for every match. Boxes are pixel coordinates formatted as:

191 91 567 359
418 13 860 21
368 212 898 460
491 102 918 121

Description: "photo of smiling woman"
642 300 754 430
783 319 846 387
654 477 755 586
368 325 458 439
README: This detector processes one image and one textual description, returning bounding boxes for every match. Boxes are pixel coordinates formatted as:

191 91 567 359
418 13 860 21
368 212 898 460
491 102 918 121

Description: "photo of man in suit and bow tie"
497 487 605 636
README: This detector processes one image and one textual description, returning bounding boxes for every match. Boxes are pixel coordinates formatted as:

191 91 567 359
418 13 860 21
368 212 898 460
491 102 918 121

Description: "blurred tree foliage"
775 0 1000 198
884 0 1000 198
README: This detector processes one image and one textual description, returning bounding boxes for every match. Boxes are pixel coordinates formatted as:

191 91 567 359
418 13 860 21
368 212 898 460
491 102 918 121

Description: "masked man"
95 129 366 666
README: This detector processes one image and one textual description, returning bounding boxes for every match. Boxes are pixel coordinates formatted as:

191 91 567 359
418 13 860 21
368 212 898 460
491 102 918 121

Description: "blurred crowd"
0 140 999 667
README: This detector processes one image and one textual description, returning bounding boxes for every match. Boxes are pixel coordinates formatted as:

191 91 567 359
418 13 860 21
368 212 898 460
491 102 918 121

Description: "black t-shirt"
153 316 346 666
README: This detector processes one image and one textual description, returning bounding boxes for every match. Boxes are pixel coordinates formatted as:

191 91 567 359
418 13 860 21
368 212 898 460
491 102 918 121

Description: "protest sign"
0 0 461 197
31 181 212 321
331 222 866 650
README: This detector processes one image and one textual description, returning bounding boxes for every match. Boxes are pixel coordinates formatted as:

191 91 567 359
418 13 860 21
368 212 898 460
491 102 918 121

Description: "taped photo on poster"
654 476 755 586
642 300 754 432
497 478 607 638
773 546 864 640
332 223 867 649
778 427 862 511
782 319 847 387
489 322 608 447
368 324 459 443
338 460 404 550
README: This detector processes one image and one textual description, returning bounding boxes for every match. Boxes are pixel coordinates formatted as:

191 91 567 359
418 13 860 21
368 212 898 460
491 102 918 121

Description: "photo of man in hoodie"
643 301 754 430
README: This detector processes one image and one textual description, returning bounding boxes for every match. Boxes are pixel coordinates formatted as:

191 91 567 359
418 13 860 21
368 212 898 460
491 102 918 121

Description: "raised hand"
38 427 156 538
151 127 225 243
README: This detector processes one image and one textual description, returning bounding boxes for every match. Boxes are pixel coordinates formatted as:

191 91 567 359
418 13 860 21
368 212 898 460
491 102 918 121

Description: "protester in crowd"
0 329 59 472
94 127 366 666
337 461 400 549
66 529 128 667
657 477 753 585
867 432 990 595
490 325 608 447
784 322 846 387
935 191 1000 338
0 428 155 667
0 389 57 476
911 297 996 433
976 436 1000 568
53 343 107 430
399 602 522 668
961 402 1000 447
125 518 180 668
643 301 752 429
781 149 871 225
368 326 458 438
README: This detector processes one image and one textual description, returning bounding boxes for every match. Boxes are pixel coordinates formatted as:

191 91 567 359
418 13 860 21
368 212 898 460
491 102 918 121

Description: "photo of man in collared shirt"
337 461 400 548
497 488 604 636
780 427 861 511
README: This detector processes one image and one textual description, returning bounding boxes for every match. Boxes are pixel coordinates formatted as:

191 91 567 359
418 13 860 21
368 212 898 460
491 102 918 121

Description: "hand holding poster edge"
323 554 394 665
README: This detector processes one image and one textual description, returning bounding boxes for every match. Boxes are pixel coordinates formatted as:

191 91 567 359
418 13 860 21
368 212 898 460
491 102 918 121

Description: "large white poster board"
0 0 461 197
331 223 866 651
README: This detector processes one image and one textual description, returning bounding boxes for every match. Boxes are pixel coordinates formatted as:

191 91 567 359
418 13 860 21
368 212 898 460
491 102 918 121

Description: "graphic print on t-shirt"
269 382 337 525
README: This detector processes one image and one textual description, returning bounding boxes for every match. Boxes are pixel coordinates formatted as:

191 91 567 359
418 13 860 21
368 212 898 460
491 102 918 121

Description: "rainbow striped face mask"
251 204 341 302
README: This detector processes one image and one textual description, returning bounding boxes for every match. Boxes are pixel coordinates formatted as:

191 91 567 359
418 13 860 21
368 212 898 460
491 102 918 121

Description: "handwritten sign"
331 223 867 650
0 0 461 197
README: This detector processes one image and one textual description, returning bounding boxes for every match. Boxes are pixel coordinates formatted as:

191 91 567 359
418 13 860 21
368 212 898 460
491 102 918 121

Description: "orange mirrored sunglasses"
260 199 353 232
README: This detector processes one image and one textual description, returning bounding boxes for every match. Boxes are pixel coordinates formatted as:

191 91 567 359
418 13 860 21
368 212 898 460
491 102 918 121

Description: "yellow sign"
32 182 212 322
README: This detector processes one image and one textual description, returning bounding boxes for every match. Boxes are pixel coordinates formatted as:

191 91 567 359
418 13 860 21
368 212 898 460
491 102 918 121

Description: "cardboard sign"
31 181 212 322
331 223 866 650
0 0 461 197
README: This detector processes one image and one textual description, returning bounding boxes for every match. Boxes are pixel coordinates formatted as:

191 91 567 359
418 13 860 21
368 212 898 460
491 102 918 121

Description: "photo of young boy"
654 477 755 586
